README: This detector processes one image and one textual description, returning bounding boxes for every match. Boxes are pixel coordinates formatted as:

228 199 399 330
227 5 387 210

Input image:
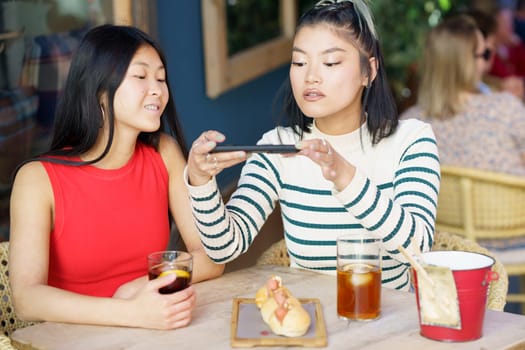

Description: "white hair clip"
313 0 377 40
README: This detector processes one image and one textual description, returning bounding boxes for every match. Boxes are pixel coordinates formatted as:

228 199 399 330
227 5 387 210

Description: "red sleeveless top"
42 143 170 297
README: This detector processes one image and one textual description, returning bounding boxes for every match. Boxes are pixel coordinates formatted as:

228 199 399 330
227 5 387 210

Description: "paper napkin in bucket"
416 264 461 329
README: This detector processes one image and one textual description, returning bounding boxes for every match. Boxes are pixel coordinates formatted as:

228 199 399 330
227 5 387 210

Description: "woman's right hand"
131 274 196 330
187 130 247 186
296 138 356 191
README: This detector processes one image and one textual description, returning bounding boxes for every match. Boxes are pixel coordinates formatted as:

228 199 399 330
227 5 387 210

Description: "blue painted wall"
155 0 289 188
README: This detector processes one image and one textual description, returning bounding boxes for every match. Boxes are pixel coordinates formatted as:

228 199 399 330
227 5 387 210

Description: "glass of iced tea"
147 251 193 294
336 234 381 321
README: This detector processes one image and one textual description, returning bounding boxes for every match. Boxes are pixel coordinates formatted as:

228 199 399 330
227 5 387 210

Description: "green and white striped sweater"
187 119 440 291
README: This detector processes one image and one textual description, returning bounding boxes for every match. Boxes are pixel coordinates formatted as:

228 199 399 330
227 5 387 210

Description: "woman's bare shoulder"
13 160 48 185
158 133 186 171
10 160 53 214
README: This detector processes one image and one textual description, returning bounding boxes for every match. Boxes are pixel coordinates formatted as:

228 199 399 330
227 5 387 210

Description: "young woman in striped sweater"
186 0 440 291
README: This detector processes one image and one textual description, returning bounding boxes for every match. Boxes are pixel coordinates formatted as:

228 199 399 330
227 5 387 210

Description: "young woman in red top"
9 24 223 330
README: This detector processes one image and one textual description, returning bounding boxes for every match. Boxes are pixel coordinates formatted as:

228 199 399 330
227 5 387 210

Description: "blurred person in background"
463 8 499 93
401 14 525 176
467 7 525 99
488 5 525 99
513 0 525 43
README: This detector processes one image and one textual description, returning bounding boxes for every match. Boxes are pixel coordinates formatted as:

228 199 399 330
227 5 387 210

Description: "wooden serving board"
230 298 327 348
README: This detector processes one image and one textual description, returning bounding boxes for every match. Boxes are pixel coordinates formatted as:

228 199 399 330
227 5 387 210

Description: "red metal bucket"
412 251 499 342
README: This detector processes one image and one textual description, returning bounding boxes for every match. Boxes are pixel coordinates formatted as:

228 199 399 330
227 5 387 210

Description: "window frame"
201 0 297 98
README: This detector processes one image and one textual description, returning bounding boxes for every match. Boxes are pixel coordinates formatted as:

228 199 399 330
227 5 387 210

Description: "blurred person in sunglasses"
401 14 525 176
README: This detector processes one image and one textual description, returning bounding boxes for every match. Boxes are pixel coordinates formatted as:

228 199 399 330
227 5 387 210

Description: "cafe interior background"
0 0 522 314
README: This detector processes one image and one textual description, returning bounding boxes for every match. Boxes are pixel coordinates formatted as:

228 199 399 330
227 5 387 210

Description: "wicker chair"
0 241 36 345
432 230 508 311
256 238 290 267
0 334 16 350
435 165 525 305
256 232 508 311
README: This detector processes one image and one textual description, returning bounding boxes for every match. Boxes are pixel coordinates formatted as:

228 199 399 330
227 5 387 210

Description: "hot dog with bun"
255 276 311 337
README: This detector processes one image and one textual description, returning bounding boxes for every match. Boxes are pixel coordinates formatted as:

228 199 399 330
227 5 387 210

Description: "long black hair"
31 24 186 166
276 0 398 145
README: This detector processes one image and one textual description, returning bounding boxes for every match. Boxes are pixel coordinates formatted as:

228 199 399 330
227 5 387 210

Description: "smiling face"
289 23 375 135
112 44 168 135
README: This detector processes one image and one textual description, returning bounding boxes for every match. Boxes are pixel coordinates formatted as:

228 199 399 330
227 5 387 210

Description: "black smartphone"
211 145 298 153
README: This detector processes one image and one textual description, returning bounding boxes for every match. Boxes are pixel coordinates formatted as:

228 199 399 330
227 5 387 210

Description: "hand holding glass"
337 234 382 321
147 251 193 294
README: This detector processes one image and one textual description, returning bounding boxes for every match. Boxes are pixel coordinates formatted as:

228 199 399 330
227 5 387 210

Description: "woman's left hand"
296 139 356 191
